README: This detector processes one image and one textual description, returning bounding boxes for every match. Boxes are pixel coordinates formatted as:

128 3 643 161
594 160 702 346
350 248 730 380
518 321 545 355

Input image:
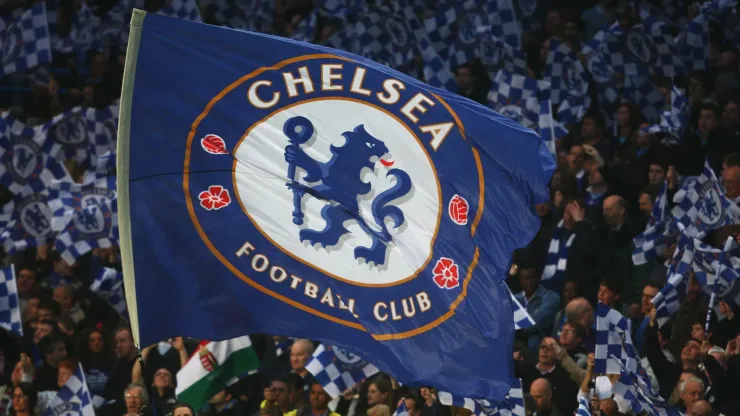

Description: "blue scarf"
541 220 576 291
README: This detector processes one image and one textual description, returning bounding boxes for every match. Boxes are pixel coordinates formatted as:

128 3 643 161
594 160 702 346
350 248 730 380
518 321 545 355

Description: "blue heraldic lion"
283 116 411 266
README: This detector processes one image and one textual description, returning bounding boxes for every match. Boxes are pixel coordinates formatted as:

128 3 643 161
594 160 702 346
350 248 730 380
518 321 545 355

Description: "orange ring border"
182 54 486 340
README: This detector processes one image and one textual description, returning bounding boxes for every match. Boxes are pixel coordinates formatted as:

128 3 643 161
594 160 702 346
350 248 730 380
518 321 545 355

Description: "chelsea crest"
184 55 486 340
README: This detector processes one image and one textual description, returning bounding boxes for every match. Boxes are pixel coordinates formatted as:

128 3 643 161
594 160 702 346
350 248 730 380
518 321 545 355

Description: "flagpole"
704 236 734 334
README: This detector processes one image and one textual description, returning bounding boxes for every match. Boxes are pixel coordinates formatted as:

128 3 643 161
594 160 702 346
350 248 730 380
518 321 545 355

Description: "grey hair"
292 339 315 355
679 376 704 395
124 383 149 403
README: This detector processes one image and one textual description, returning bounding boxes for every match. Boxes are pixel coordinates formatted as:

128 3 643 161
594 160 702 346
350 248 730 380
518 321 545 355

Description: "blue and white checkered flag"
702 0 740 53
0 112 69 195
44 363 95 416
543 39 590 125
83 150 117 184
488 70 547 129
156 0 203 22
352 7 417 70
576 395 591 416
0 187 55 255
506 285 534 330
652 233 694 327
0 1 52 77
623 75 666 123
438 378 525 416
540 219 576 291
51 1 100 55
398 0 457 91
691 238 740 310
672 161 740 239
676 8 710 72
90 267 129 320
0 265 22 337
448 28 527 76
537 100 568 156
316 0 368 24
202 0 274 33
393 400 409 416
595 303 640 376
632 181 679 265
645 85 688 145
612 363 680 416
305 344 379 398
39 106 118 166
290 10 318 43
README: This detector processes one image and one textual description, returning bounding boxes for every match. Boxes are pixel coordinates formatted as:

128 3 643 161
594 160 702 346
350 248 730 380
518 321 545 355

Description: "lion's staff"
283 116 314 225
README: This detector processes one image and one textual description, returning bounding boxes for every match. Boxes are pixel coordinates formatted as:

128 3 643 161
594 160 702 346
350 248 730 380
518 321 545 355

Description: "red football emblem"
199 185 231 210
432 257 460 289
448 194 469 225
201 134 228 154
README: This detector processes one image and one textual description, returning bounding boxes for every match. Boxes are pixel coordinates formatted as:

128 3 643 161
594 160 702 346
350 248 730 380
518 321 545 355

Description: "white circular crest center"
233 99 439 285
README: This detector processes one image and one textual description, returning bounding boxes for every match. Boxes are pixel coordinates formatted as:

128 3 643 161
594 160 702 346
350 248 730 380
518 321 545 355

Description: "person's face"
581 118 598 139
58 366 74 388
530 384 550 411
722 166 740 199
559 324 581 349
563 281 578 304
25 297 40 321
597 284 619 307
37 307 54 322
34 323 53 344
153 369 173 389
17 268 36 295
48 343 68 366
290 343 310 371
89 331 104 354
535 203 550 217
568 146 585 171
367 383 387 406
518 269 538 296
642 286 659 314
12 387 30 413
419 387 430 400
689 78 706 99
602 198 623 226
271 381 289 408
682 381 704 408
617 106 630 128
563 21 578 41
174 407 194 416
691 324 705 342
455 67 474 91
639 193 654 216
698 109 717 134
588 168 604 187
539 39 551 63
53 287 73 309
648 164 666 185
544 10 560 35
115 330 135 359
125 387 145 413
404 398 418 413
309 384 330 409
681 340 701 363
723 102 740 128
538 343 556 365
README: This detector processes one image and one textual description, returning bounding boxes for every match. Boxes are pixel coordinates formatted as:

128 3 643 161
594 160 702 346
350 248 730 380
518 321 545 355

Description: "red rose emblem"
432 257 460 289
448 194 469 225
199 185 231 210
201 134 228 155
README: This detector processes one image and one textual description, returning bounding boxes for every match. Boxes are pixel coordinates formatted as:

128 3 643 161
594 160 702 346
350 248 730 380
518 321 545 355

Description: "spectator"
34 334 68 392
270 376 293 414
689 400 712 416
123 383 148 416
9 382 37 416
514 257 560 351
173 403 195 416
557 321 588 368
551 280 579 337
516 341 578 415
564 297 595 351
285 382 341 416
529 378 561 416
103 327 138 415
678 377 705 413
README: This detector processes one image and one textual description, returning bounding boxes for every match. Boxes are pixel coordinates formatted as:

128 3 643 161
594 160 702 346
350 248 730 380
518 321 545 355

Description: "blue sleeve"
530 290 561 334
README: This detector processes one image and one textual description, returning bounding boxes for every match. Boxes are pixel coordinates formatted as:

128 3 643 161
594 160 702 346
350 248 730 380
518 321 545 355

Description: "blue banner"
118 11 553 401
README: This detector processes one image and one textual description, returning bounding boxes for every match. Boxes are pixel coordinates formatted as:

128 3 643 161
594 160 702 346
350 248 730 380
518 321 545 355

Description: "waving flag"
542 39 590 124
0 112 68 194
672 161 740 238
305 344 379 398
118 11 553 401
0 188 55 254
0 1 52 77
39 106 119 166
393 400 410 416
48 177 118 265
507 286 535 330
676 8 710 72
438 379 525 416
632 181 679 265
595 303 639 375
645 86 688 144
488 70 547 128
44 363 95 416
0 265 22 337
90 267 128 320
537 100 568 156
652 233 695 327
691 238 740 310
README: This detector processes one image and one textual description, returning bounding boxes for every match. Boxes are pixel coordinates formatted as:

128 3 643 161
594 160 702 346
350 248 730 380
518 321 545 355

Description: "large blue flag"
117 11 554 401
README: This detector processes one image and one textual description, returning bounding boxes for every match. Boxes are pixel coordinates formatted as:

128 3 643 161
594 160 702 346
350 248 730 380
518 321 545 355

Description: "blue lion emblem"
283 116 412 266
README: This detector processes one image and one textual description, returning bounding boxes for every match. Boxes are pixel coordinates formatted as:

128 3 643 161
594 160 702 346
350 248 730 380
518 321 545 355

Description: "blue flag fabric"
118 11 554 401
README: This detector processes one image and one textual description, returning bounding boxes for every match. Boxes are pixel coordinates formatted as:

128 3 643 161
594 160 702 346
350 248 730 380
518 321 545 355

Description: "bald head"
689 400 711 416
722 165 740 198
530 379 552 412
603 195 626 227
565 297 594 327
290 339 314 373
599 398 619 416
